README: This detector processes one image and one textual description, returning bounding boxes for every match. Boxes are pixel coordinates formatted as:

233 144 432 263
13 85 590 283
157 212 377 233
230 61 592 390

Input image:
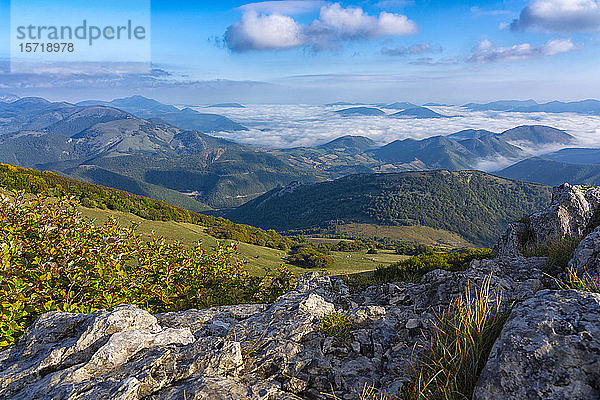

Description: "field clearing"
79 207 408 277
334 223 473 247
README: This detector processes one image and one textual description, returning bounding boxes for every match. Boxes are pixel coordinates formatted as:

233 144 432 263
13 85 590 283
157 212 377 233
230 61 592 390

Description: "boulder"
569 225 600 279
495 184 600 257
474 289 600 400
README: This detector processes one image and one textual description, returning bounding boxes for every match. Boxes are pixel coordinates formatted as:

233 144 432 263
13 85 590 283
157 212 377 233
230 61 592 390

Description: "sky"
0 0 599 103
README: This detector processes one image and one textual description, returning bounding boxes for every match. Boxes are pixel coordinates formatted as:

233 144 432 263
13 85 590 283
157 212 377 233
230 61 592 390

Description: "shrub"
0 193 296 350
395 243 435 256
366 248 378 255
403 277 509 400
320 311 353 345
375 248 493 283
287 244 334 269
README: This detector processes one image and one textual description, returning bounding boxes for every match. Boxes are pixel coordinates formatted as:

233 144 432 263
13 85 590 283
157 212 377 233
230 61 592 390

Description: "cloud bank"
511 0 600 32
225 3 417 52
467 38 577 62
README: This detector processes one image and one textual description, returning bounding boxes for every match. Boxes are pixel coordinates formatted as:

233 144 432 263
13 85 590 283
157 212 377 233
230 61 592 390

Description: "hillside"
78 95 248 132
0 98 320 208
335 107 386 116
224 170 552 245
463 99 600 115
497 157 600 186
391 106 449 118
543 148 600 164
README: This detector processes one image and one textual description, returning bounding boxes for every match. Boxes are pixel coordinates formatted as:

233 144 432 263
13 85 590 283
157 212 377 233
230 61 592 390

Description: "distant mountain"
0 97 77 134
326 102 363 106
498 125 574 145
423 102 451 106
224 170 551 245
317 135 378 154
448 125 574 146
368 136 474 170
447 129 496 140
497 157 600 187
390 106 449 119
463 100 538 111
335 107 386 116
0 98 319 209
77 96 248 132
0 92 19 103
207 103 246 108
464 99 600 115
455 136 522 159
542 148 600 164
44 106 134 137
384 102 417 109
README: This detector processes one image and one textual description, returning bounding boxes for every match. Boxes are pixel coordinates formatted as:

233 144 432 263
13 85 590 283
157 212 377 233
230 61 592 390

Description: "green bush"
287 243 334 269
375 248 493 283
0 193 296 350
320 311 353 345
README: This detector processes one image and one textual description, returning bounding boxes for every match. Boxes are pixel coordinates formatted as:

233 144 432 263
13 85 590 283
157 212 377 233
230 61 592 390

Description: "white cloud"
224 3 417 52
225 11 304 51
197 104 600 154
511 0 600 32
467 38 578 62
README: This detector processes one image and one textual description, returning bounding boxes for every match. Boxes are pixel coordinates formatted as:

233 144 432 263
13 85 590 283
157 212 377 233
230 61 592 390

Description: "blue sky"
0 0 599 103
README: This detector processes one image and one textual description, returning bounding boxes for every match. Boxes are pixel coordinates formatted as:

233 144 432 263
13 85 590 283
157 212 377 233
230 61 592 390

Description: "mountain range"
0 95 584 211
463 99 600 115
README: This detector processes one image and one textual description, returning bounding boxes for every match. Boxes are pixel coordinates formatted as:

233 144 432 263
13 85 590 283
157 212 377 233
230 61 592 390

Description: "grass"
79 206 409 277
523 236 582 275
557 266 600 293
403 276 509 400
320 312 353 345
334 223 473 248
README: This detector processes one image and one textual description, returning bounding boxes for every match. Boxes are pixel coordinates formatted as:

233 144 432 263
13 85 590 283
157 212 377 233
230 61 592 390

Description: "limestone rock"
569 225 600 278
474 289 600 400
495 184 600 257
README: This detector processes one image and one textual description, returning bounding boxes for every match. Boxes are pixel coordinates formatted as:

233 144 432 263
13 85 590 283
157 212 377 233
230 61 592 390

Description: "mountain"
464 99 600 115
384 102 417 109
497 157 600 187
326 102 363 106
335 107 386 116
77 96 248 132
44 106 134 137
0 92 19 103
317 135 378 154
224 170 551 245
498 125 574 145
390 106 449 119
366 134 522 170
207 103 245 108
542 148 600 164
463 100 538 111
455 135 522 159
0 98 320 209
0 97 77 134
447 129 496 140
368 136 474 169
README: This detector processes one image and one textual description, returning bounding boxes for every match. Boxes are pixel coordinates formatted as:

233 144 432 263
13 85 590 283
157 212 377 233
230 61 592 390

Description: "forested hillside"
225 170 552 245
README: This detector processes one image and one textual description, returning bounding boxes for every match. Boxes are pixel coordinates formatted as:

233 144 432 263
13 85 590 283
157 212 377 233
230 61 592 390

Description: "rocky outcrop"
569 225 600 278
474 289 600 400
2 183 600 399
495 183 600 257
0 257 546 400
